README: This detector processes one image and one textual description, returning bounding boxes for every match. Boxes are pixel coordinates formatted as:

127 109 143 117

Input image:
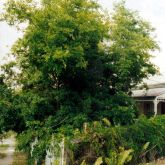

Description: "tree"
0 76 24 133
108 2 159 93
1 0 159 160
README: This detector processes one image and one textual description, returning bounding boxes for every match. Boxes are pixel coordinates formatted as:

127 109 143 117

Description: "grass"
0 144 9 148
0 141 9 160
0 152 7 159
12 152 28 165
0 144 9 159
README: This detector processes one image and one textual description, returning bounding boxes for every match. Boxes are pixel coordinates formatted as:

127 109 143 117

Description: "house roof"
132 88 165 97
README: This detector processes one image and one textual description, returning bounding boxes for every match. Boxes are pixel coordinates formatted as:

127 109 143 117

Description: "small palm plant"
81 148 133 165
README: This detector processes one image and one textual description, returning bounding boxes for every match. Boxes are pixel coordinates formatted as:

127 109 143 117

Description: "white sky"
0 0 165 83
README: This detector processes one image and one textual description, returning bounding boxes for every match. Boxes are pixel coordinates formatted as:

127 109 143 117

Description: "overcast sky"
0 0 165 83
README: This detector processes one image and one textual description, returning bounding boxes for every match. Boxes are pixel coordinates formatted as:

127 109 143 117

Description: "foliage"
0 76 24 134
0 0 159 161
93 148 133 165
71 116 165 165
118 116 165 164
72 119 134 164
108 1 159 93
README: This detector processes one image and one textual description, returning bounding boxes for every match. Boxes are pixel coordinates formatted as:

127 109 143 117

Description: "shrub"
71 115 165 165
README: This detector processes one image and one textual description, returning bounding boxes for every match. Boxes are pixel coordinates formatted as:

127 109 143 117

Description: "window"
144 102 154 117
161 103 165 114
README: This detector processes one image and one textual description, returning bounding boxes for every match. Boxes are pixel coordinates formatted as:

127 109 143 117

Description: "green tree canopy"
0 0 159 159
0 76 24 133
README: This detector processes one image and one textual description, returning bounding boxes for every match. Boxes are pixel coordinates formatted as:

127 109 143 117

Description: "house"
132 83 165 116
